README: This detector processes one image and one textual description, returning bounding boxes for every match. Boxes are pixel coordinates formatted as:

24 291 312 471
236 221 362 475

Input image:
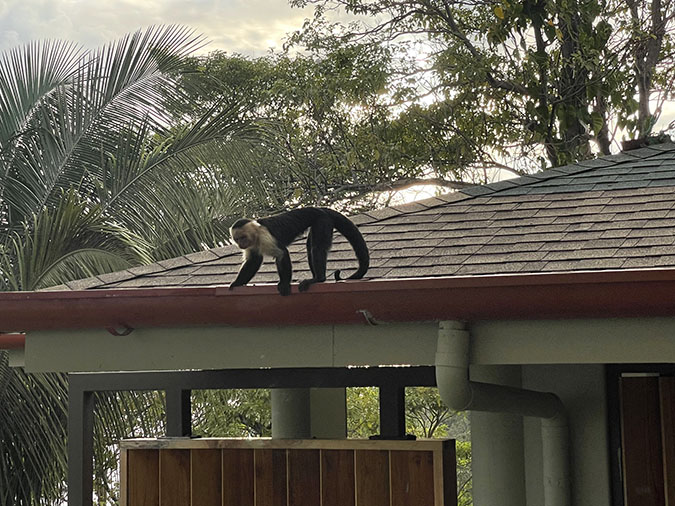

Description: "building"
5 141 675 505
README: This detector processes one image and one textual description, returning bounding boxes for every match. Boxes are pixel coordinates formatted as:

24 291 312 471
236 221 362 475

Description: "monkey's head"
230 219 259 250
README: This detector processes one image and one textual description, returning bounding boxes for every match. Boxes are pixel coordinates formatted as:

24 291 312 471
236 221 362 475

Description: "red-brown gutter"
0 333 25 349
2 269 675 349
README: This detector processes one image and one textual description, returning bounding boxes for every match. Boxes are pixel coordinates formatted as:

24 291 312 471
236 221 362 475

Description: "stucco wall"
522 364 611 506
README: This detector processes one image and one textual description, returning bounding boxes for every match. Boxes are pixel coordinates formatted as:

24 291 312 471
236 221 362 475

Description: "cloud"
0 0 314 55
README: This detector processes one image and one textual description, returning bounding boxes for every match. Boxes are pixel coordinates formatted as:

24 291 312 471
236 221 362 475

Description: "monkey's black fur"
229 207 369 296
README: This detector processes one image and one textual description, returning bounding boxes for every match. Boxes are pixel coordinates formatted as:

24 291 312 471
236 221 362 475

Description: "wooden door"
620 376 675 506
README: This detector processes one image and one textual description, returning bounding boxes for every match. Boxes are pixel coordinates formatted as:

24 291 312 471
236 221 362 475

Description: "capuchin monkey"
229 207 369 296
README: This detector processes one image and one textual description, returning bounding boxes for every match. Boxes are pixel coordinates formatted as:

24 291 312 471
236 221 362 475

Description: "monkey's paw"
298 279 314 292
277 282 291 296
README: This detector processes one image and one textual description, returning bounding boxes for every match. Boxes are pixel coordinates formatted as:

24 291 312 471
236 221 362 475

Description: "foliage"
0 25 269 505
172 48 475 211
0 354 68 505
191 389 271 437
347 387 381 437
347 386 472 504
290 0 675 169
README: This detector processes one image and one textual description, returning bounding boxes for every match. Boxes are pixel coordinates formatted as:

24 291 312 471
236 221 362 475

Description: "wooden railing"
120 438 457 506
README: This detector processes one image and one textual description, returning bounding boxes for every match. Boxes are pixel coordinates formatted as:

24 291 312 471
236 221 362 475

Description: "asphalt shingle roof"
56 142 675 291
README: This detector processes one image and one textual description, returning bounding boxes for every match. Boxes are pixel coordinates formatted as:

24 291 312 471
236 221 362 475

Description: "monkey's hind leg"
299 221 331 292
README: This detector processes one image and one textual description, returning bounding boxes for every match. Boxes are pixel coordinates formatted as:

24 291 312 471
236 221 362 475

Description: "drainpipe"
435 320 570 506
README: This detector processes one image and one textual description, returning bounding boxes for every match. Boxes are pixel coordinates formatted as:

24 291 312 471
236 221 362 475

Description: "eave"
2 269 675 349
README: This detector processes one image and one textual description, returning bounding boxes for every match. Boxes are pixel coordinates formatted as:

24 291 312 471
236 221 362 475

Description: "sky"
0 0 314 55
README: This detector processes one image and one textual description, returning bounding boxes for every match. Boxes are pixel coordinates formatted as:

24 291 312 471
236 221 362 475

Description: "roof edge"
3 268 675 336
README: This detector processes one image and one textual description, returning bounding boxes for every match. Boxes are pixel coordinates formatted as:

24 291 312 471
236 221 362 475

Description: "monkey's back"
257 207 329 246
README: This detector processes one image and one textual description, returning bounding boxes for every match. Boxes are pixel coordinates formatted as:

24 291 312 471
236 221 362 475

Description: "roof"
4 142 675 337
53 141 675 291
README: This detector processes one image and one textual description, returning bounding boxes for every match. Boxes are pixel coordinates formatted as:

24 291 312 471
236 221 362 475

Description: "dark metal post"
67 377 94 506
165 388 191 437
379 385 406 438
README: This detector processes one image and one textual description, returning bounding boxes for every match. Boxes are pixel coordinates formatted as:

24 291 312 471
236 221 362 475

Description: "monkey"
229 207 369 296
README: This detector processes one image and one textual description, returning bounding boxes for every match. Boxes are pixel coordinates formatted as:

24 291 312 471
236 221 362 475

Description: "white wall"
522 364 611 506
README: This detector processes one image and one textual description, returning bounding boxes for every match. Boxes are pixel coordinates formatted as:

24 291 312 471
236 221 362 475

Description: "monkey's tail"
327 209 369 280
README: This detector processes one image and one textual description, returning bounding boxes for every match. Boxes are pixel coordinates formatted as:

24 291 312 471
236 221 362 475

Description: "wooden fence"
120 438 457 506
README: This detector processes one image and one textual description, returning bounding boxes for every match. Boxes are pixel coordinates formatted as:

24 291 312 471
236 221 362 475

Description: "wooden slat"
620 376 664 506
254 449 287 506
322 450 355 506
390 450 435 506
120 449 128 506
191 449 222 506
660 377 675 506
160 449 190 506
355 449 390 506
288 449 320 506
127 449 159 506
222 449 254 506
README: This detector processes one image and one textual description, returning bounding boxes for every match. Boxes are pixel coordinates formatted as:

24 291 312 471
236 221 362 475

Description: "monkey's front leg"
229 251 263 289
275 248 292 296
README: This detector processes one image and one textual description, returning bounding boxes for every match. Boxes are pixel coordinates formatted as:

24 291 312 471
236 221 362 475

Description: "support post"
310 388 347 438
165 388 191 437
271 388 311 438
379 385 406 438
67 377 94 506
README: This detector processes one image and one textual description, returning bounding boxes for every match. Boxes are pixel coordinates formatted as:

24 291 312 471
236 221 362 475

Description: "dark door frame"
606 363 675 506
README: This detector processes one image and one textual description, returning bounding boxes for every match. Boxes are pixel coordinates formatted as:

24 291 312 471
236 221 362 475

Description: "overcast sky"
0 0 314 55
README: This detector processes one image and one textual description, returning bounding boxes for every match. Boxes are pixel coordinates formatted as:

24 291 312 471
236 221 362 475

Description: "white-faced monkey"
229 207 369 296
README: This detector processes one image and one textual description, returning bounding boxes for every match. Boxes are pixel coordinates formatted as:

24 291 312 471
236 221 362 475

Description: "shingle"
542 258 626 271
543 248 619 261
487 232 567 244
66 277 105 290
96 270 137 285
622 255 675 268
387 265 460 277
455 262 528 275
365 208 403 220
475 242 545 254
414 255 470 266
157 256 194 269
618 246 675 257
390 201 434 213
636 236 675 247
461 185 498 196
127 263 166 276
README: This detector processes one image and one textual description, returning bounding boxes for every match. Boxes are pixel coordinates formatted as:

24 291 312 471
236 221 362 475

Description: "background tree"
290 0 675 168
172 47 476 211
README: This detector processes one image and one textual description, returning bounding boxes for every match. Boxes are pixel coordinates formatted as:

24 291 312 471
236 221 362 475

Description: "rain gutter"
1 268 675 343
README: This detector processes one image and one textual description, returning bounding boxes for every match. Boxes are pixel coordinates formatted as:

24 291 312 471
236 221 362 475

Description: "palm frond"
1 26 209 227
0 353 68 506
1 188 151 291
0 39 84 147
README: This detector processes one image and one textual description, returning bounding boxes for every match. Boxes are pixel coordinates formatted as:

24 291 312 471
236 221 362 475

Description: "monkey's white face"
231 222 258 250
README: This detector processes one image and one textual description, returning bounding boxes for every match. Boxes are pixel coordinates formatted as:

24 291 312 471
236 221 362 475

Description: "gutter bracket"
106 324 134 336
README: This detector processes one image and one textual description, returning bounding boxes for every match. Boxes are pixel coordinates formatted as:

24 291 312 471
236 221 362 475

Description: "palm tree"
0 25 269 504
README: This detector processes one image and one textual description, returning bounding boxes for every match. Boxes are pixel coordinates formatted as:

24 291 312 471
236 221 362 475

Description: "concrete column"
272 388 347 438
310 388 347 438
470 365 526 506
271 388 311 438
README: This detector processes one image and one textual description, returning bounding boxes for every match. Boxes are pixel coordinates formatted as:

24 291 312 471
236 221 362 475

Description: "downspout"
435 320 570 506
